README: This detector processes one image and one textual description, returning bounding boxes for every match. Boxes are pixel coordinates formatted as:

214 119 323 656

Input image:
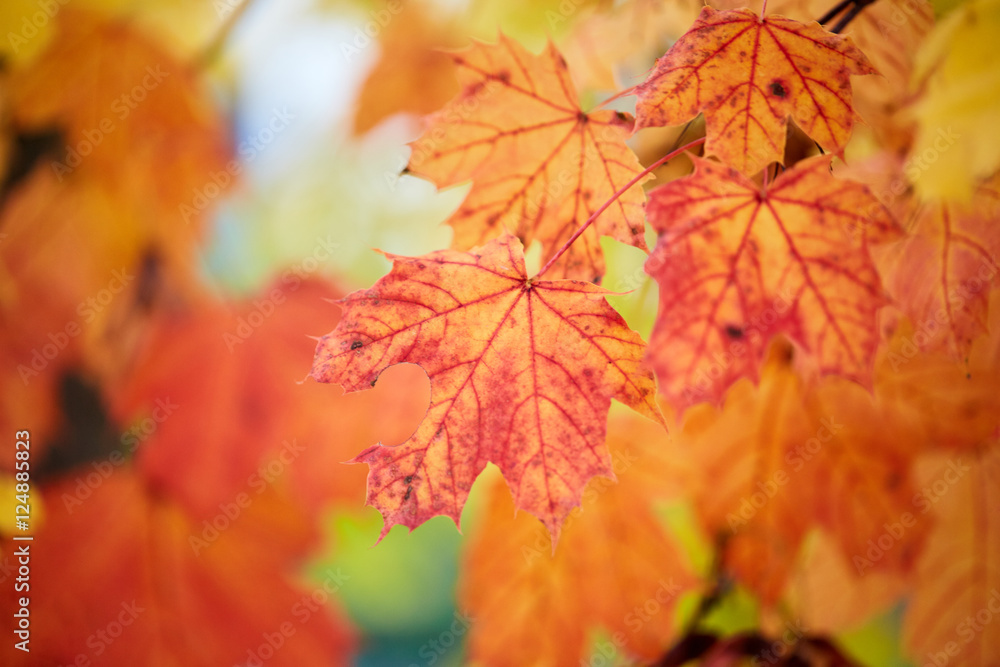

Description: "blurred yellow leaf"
909 0 1000 200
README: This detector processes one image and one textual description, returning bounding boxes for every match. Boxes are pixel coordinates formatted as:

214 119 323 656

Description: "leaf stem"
533 136 706 281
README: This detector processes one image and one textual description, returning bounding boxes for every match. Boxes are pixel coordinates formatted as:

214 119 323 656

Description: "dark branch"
816 0 879 33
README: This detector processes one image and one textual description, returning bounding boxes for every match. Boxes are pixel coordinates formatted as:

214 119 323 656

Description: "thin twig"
816 0 854 25
195 0 255 69
816 0 879 32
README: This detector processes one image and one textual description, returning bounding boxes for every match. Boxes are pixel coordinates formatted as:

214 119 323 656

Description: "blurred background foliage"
0 0 993 665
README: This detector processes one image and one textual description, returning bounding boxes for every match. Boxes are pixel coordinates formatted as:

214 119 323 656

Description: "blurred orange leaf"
903 444 1000 667
9 8 230 232
352 2 460 134
0 467 354 666
461 413 697 666
875 296 1000 452
873 175 1000 360
109 278 391 521
679 341 925 604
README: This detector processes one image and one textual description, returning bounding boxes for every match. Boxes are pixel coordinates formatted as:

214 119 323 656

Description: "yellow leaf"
909 0 1000 200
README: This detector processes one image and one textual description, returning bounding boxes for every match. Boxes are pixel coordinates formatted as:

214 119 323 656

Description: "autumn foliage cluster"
1 0 999 665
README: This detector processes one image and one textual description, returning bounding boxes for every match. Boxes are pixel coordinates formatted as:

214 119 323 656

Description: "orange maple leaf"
875 293 1000 452
0 468 355 666
310 234 662 542
351 2 460 134
680 341 925 605
9 9 230 231
784 530 907 635
644 154 899 410
110 278 398 522
461 413 696 666
0 8 231 389
634 7 876 175
407 34 650 281
743 0 936 152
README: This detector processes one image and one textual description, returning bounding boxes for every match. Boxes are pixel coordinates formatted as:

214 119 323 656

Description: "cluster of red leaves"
320 0 1000 664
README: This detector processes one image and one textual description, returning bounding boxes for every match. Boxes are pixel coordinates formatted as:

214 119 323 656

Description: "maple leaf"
785 530 907 634
634 7 876 175
110 278 396 521
902 445 1000 667
9 9 230 228
406 34 650 281
310 234 662 542
0 8 231 388
460 413 696 666
875 291 1000 452
872 175 1000 360
644 154 899 410
728 0 936 153
679 340 925 604
0 467 355 666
